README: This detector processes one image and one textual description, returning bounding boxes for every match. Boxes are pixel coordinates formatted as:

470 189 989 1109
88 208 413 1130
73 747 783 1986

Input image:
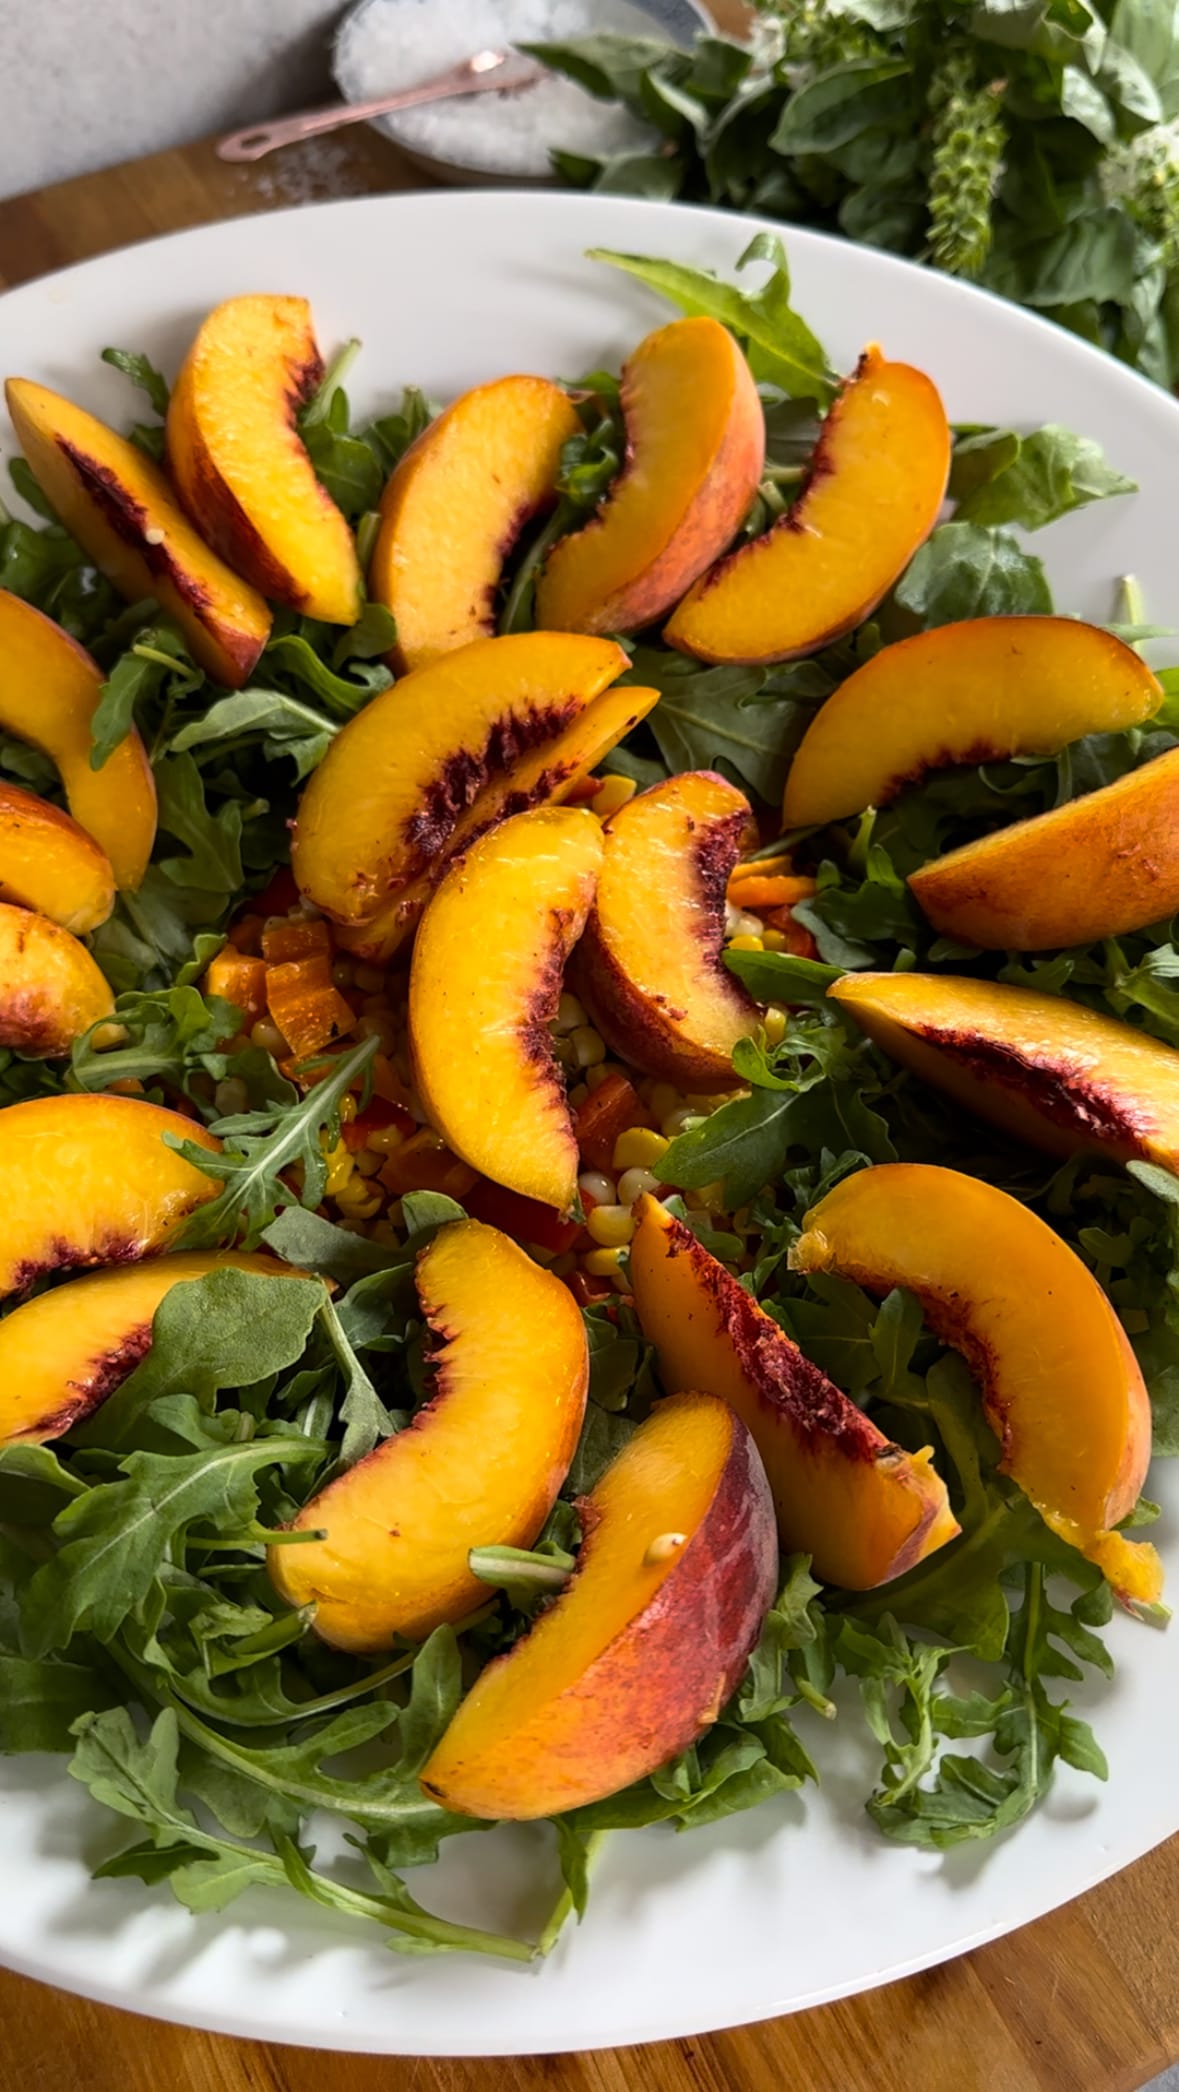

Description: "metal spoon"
217 49 548 164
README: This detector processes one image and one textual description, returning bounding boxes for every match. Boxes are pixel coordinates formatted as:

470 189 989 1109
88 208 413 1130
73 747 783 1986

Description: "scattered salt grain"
334 0 663 179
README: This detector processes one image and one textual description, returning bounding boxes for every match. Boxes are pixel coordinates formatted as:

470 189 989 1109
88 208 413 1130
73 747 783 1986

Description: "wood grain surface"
0 87 1175 2092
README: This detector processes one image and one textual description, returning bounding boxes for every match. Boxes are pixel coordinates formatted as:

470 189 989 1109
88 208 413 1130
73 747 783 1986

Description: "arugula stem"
537 1829 608 1957
499 501 578 635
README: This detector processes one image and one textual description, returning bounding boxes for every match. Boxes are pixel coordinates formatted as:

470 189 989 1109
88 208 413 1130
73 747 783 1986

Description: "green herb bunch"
530 0 1179 386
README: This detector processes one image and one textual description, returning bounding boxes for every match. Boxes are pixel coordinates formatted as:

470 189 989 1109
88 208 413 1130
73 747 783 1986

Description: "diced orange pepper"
266 955 358 1060
728 853 796 890
727 874 817 910
262 917 333 965
573 1070 652 1173
343 1095 417 1153
762 906 820 959
378 1130 478 1200
226 912 264 956
203 947 269 1026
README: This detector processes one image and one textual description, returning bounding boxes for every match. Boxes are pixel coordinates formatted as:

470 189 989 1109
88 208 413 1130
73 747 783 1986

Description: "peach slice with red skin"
791 1164 1161 1607
665 345 950 665
0 589 156 889
0 902 114 1055
0 782 115 933
4 379 272 688
167 294 363 626
420 1389 777 1821
830 971 1179 1171
269 1219 588 1650
0 1252 302 1445
629 1195 958 1588
291 630 634 932
334 675 660 963
370 375 582 671
573 770 761 1091
0 1095 220 1301
535 316 765 637
408 805 604 1214
782 617 1163 830
909 745 1179 951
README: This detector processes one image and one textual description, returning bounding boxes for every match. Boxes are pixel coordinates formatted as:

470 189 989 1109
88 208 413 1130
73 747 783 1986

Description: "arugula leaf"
630 650 809 805
91 624 202 769
0 1654 119 1752
170 687 337 782
100 346 171 460
892 522 1054 626
952 424 1137 530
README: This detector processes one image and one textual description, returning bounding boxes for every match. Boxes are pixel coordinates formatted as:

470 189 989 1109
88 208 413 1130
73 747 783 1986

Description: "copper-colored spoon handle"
217 50 547 163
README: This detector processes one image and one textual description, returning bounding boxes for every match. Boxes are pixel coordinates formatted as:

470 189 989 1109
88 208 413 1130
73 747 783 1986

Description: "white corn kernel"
618 1166 661 1206
554 992 587 1034
578 1169 616 1206
570 1025 607 1068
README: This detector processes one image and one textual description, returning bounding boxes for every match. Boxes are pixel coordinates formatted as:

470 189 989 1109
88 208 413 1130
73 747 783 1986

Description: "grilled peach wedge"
421 1390 777 1820
370 375 581 670
4 379 271 686
910 746 1179 950
792 1164 1162 1608
831 972 1179 1170
292 631 652 947
409 806 603 1214
629 1196 958 1588
535 316 764 637
270 1220 588 1649
0 1252 302 1445
574 770 761 1090
665 346 949 664
0 590 156 889
0 783 115 933
167 294 363 626
0 902 114 1055
0 1096 219 1301
783 617 1163 830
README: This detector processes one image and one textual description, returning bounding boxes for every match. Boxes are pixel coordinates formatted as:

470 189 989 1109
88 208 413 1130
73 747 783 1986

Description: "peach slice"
782 617 1163 829
792 1164 1161 1606
574 770 761 1090
0 1095 220 1301
0 902 114 1055
269 1219 588 1649
534 316 765 637
0 590 156 889
370 375 581 670
334 677 660 963
909 746 1179 950
629 1196 958 1588
830 971 1179 1170
4 379 271 687
408 806 604 1214
0 1252 300 1445
167 295 363 626
420 1389 777 1820
292 630 630 931
0 782 115 933
665 346 950 664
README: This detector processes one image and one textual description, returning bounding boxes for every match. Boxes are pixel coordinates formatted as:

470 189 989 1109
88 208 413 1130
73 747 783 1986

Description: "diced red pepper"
563 1269 614 1307
464 1179 581 1254
342 1095 417 1153
762 906 820 960
254 865 300 918
573 1070 651 1173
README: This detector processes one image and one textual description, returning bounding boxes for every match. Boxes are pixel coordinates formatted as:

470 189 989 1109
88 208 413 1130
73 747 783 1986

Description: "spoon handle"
217 54 547 163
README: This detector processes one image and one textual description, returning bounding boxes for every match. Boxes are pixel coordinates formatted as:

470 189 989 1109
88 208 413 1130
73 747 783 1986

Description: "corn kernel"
554 992 587 1034
662 1105 703 1140
763 1006 788 1047
323 1142 354 1198
586 1203 636 1247
593 773 637 820
368 1219 402 1248
647 1082 682 1125
570 1025 606 1068
214 1077 248 1117
618 1165 661 1207
644 1531 686 1565
586 1059 624 1092
551 1252 577 1278
335 1175 382 1218
331 958 355 989
728 934 764 953
357 1014 397 1052
578 1169 616 1206
568 1081 590 1109
725 904 763 939
339 1094 357 1123
584 1246 627 1277
250 1017 287 1057
354 1147 383 1177
354 963 387 994
612 1126 669 1172
761 929 787 952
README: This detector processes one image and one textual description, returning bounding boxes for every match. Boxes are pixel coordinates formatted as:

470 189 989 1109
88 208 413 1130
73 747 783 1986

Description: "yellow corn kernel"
647 1082 683 1125
339 1093 357 1123
331 957 355 989
584 1246 627 1277
368 1219 402 1249
761 929 787 952
593 773 637 820
323 1140 354 1198
250 1017 287 1058
354 963 387 994
763 1006 788 1047
354 1147 383 1178
365 1123 405 1156
612 1126 670 1172
335 1176 383 1219
586 1203 636 1248
586 1059 625 1092
728 934 764 953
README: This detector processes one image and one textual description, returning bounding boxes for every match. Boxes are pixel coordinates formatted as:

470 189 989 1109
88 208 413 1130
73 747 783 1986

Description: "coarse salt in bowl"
333 0 709 181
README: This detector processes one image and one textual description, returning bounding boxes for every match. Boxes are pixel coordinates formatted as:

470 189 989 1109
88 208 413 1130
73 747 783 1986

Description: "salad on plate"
0 234 1175 1966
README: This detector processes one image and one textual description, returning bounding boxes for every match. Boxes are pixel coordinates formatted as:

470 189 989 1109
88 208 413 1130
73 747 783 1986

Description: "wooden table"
0 116 1176 2092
